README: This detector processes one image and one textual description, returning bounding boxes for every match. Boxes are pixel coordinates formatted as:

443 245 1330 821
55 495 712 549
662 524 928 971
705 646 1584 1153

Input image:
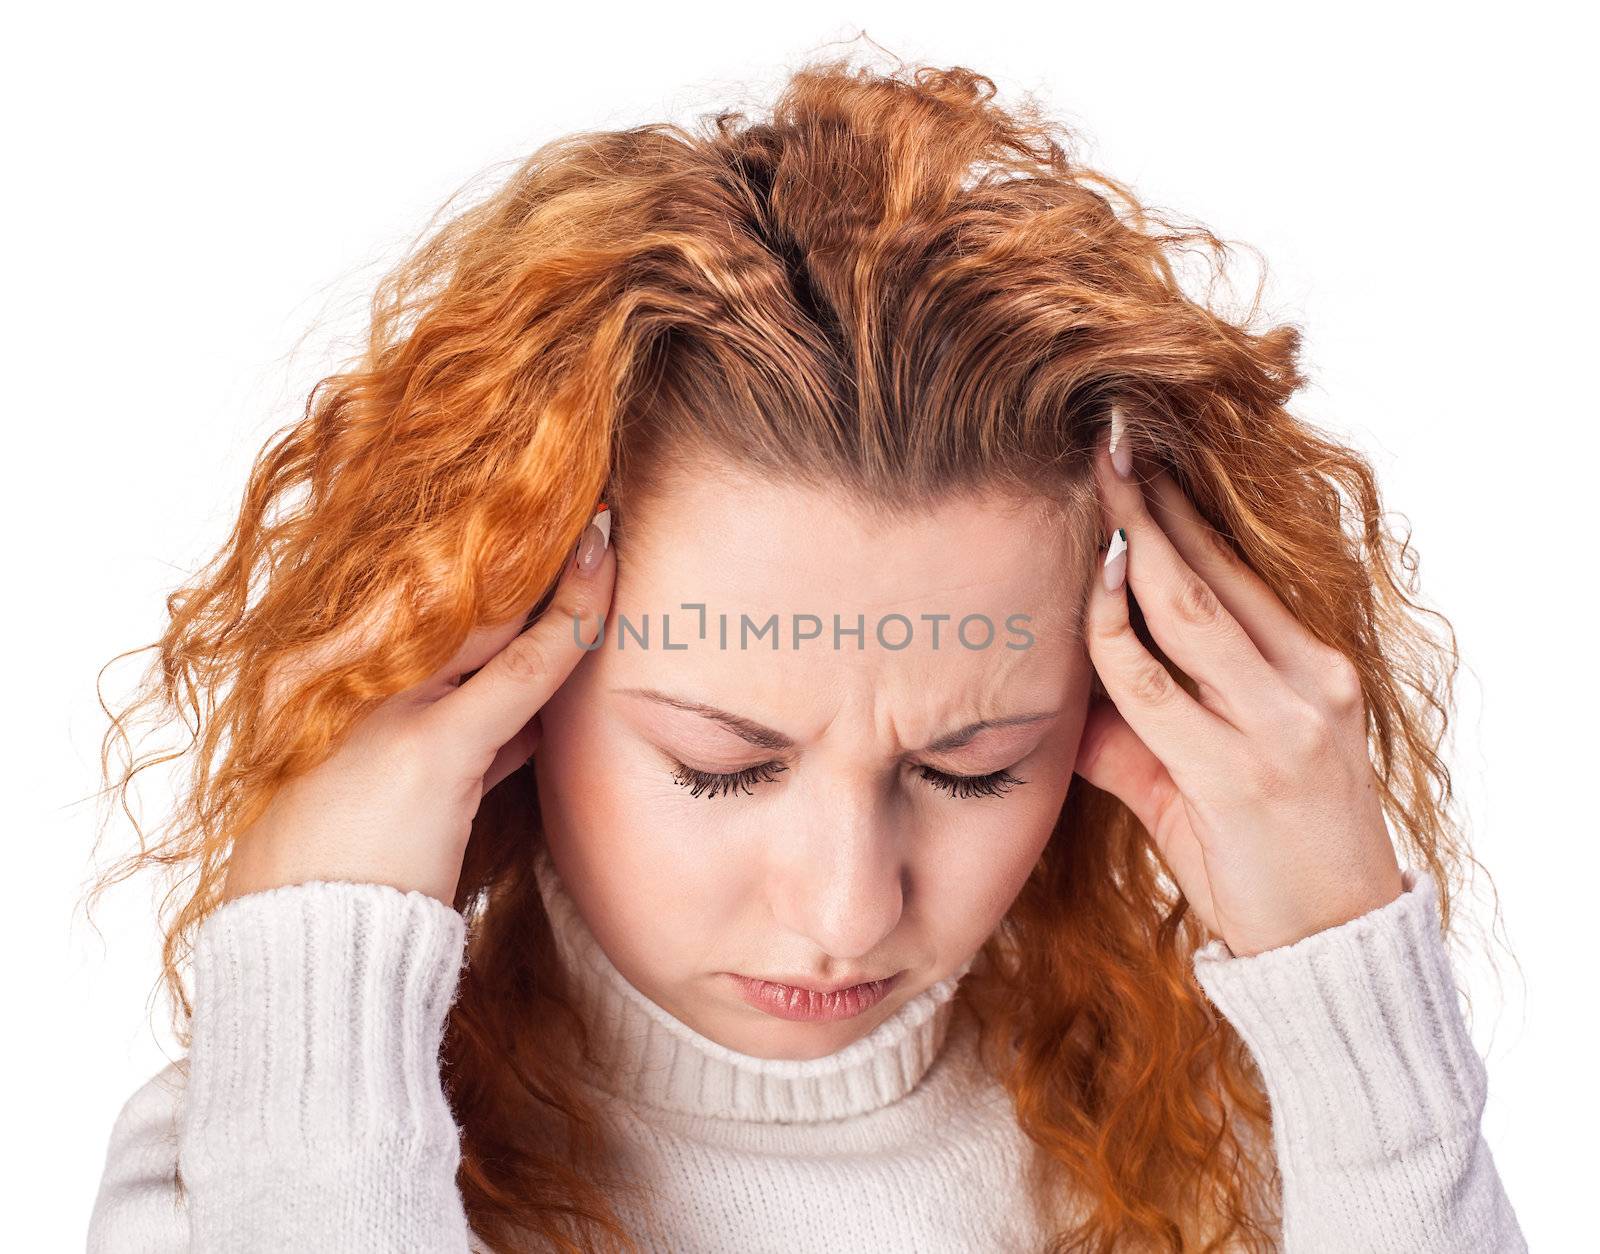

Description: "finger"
429 505 615 760
410 507 623 705
1093 431 1293 733
1084 499 1241 795
1143 464 1340 689
1073 698 1216 931
407 580 577 707
258 583 405 717
257 508 611 723
1073 696 1175 832
263 584 536 719
483 713 542 794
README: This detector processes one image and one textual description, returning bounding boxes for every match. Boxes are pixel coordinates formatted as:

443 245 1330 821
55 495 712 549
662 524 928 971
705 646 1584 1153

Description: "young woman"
86 55 1528 1252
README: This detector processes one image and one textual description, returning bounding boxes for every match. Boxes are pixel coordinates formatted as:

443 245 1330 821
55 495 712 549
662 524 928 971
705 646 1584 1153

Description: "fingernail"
574 501 611 575
1102 526 1127 592
1109 405 1133 479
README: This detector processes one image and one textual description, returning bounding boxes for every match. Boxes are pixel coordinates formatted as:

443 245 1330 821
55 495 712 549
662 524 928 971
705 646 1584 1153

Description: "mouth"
726 971 903 1022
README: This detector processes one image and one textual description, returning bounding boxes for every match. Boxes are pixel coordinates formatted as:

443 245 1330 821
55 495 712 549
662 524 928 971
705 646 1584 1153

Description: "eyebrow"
613 686 1060 754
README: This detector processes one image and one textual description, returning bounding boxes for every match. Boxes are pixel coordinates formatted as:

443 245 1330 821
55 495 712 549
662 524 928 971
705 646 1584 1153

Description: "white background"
7 2 1593 1247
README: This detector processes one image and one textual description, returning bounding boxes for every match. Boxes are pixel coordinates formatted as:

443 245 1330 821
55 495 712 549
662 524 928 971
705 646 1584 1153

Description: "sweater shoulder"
88 1059 190 1253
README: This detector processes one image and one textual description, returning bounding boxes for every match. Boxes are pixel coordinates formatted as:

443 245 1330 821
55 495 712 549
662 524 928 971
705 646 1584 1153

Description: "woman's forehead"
584 464 1094 749
611 460 1096 626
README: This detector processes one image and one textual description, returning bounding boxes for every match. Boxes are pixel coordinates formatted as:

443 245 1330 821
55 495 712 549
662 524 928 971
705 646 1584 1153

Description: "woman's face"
534 456 1097 1060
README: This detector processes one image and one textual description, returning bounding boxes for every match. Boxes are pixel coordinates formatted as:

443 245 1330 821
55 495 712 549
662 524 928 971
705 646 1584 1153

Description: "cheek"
533 688 740 977
930 791 1062 954
925 726 1080 954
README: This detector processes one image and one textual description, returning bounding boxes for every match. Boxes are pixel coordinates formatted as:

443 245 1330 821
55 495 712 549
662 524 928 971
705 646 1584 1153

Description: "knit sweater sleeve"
1191 866 1527 1253
88 881 476 1253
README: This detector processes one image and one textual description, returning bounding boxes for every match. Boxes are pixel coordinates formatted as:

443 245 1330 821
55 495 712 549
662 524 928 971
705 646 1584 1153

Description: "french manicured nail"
1103 526 1127 592
1109 405 1133 479
575 502 612 574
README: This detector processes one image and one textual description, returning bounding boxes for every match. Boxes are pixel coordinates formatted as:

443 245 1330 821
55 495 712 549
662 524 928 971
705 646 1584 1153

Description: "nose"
769 787 906 963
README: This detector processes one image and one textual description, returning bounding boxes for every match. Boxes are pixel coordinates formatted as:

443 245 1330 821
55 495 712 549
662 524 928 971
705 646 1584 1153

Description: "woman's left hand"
1073 421 1404 957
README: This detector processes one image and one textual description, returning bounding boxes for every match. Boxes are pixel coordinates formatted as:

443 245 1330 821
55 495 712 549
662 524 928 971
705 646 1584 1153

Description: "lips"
729 972 902 1022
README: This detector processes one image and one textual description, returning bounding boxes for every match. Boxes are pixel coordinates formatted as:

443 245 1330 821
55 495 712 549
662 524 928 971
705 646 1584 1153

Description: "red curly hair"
91 43 1496 1252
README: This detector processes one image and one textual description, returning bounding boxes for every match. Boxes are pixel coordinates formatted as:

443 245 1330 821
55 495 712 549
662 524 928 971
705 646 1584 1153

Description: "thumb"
483 712 543 794
432 505 615 759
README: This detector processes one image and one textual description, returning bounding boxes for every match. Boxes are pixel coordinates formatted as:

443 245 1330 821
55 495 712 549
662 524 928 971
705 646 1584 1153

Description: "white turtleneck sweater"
88 848 1527 1252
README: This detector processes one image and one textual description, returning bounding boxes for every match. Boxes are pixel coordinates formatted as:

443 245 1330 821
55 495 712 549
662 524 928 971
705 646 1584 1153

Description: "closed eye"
669 759 789 799
914 764 1025 799
666 758 1025 801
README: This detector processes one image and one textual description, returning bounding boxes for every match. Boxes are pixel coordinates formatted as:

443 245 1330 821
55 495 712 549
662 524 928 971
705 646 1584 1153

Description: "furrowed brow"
616 687 1058 755
614 687 796 750
921 711 1059 752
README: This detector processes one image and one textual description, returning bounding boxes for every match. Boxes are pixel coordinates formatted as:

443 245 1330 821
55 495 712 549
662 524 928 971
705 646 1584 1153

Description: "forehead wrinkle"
861 625 1048 757
612 466 1099 749
617 638 1063 762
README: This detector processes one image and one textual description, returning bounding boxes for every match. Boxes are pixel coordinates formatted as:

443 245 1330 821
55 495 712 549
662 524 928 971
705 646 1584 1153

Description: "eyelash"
916 764 1026 799
670 759 790 799
667 759 1025 801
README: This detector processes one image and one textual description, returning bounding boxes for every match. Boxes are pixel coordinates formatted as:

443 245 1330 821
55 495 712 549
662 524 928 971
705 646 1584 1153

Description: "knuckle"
1193 521 1237 568
496 630 554 684
546 575 601 633
1088 609 1126 649
260 589 405 716
550 589 604 650
1318 648 1365 714
1128 658 1177 706
1242 703 1322 794
1281 695 1335 758
1171 575 1226 631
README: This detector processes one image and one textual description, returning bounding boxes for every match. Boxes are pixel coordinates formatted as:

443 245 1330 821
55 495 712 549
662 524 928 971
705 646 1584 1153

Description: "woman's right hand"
222 506 615 908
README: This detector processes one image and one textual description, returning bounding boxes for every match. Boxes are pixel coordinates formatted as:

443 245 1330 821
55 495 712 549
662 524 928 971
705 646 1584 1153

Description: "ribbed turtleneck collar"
530 844 974 1125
